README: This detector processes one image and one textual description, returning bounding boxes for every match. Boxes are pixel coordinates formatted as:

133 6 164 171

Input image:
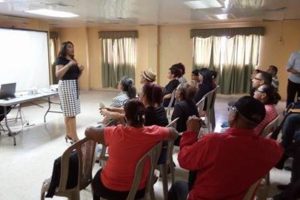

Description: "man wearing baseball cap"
169 96 283 200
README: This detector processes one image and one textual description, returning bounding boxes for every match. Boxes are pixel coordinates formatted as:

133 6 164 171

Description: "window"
99 31 137 88
192 27 264 94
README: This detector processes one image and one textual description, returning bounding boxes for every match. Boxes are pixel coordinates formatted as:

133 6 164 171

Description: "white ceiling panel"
0 0 299 27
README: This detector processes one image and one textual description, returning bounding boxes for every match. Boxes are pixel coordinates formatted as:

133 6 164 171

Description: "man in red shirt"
169 96 283 200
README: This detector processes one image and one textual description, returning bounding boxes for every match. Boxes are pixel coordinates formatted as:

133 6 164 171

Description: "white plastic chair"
166 89 177 118
41 138 96 200
158 117 179 199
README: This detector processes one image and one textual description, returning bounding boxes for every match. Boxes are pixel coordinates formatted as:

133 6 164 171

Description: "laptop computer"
0 83 16 100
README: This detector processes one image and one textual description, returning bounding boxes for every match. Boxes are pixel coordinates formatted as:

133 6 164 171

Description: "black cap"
233 96 266 124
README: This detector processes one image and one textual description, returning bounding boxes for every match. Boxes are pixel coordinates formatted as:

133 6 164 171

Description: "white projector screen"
0 28 49 91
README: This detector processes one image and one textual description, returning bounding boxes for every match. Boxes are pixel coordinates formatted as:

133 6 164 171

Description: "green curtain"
191 27 265 38
193 34 260 94
218 35 260 94
101 37 136 88
193 37 214 69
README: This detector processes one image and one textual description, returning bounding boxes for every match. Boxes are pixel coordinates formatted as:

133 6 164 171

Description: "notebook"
0 83 16 100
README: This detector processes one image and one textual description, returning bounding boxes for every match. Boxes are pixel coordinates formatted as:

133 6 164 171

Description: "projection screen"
0 28 49 91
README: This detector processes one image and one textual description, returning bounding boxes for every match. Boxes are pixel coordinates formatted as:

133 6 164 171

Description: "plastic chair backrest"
209 85 219 109
127 142 162 200
207 85 219 131
242 178 261 200
165 117 179 166
167 117 179 128
260 115 280 137
164 117 179 183
57 138 96 194
166 117 178 163
195 85 219 132
166 89 177 116
195 92 209 115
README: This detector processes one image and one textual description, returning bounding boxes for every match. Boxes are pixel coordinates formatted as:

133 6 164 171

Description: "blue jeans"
273 145 300 200
282 113 300 149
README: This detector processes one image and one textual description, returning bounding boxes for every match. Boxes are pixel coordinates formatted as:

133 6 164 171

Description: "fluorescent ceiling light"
25 9 78 18
184 0 222 9
0 0 5 2
215 14 228 20
224 0 229 8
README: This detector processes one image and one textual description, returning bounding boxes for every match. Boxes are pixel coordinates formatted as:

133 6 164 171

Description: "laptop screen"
0 83 16 98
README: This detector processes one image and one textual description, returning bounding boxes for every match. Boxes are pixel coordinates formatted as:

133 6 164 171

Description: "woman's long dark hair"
124 99 145 127
199 68 213 87
58 41 74 59
120 77 136 99
142 83 163 106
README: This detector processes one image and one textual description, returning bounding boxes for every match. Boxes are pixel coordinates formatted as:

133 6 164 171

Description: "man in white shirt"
286 51 300 107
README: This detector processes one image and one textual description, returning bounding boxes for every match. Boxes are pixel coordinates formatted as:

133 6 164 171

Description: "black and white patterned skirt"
58 80 81 117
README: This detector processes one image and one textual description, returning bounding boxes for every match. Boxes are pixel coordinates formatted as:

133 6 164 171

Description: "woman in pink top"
253 84 281 135
85 99 178 200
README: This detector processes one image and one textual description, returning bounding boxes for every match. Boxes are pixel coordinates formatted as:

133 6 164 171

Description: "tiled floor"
0 91 291 200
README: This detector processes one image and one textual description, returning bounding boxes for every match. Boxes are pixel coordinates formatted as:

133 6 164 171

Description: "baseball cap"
233 96 266 124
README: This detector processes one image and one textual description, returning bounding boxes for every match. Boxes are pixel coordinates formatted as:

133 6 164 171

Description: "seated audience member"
273 140 300 200
190 69 200 87
168 96 283 200
141 83 168 127
250 70 272 96
140 83 169 164
85 99 178 200
210 69 218 88
110 76 136 107
267 65 279 91
162 65 181 107
276 113 300 170
251 68 262 79
140 69 156 85
174 63 187 84
248 68 262 100
100 77 136 125
171 83 198 145
193 68 214 103
103 83 168 127
253 84 281 135
223 70 271 128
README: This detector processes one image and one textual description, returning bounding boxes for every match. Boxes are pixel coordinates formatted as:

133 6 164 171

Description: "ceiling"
0 0 299 27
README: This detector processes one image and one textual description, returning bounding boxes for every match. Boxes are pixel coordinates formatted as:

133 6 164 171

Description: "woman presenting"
55 41 84 143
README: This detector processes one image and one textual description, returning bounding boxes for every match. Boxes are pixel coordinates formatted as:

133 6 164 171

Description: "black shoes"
65 135 77 144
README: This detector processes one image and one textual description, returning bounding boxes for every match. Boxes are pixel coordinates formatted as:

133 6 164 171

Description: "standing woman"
55 41 84 143
172 83 199 136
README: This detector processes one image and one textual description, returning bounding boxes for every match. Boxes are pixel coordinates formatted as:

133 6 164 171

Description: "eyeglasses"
227 106 238 112
255 89 265 93
253 77 262 81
